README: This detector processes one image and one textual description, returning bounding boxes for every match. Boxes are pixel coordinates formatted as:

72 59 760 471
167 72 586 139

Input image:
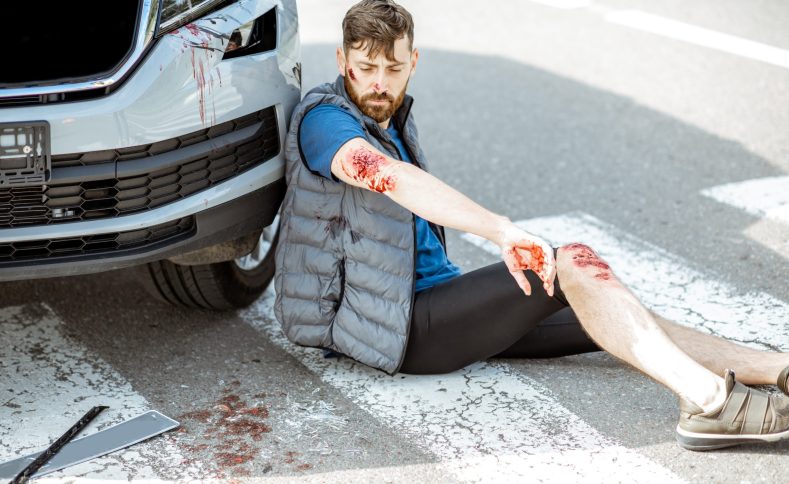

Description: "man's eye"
359 67 372 72
389 68 402 72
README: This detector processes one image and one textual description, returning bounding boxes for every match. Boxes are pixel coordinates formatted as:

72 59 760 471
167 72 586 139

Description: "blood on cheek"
341 147 397 193
348 68 357 81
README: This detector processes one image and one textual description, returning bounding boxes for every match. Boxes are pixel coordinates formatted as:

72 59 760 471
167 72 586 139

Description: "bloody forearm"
333 142 508 244
340 146 398 193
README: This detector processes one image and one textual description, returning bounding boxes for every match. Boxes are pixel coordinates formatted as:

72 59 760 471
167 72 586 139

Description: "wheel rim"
233 214 279 272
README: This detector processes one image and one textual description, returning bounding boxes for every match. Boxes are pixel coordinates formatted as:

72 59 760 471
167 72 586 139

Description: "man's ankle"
697 378 728 413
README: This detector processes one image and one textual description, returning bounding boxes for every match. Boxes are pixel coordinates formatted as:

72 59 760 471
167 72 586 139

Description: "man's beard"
344 70 408 123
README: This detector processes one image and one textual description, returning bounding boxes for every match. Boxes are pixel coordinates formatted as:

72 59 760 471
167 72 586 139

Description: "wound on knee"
341 146 397 193
562 243 612 281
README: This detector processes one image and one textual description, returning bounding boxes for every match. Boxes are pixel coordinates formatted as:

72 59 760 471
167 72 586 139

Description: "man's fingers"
547 265 557 297
544 281 554 297
511 270 532 296
539 253 556 298
544 258 557 285
545 266 556 296
537 269 554 297
545 284 553 297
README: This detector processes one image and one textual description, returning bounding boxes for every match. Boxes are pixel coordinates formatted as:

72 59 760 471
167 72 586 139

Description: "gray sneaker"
676 369 789 451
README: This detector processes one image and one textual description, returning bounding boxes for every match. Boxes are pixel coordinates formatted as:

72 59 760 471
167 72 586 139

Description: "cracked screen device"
0 411 179 480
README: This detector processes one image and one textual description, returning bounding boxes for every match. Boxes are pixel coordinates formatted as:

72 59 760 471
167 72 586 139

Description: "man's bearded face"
340 36 415 124
344 71 408 123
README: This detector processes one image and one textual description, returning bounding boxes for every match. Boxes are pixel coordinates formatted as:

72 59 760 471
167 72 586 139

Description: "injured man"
273 0 789 451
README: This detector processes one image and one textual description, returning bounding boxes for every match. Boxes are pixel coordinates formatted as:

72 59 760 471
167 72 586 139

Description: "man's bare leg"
653 314 789 385
555 244 727 411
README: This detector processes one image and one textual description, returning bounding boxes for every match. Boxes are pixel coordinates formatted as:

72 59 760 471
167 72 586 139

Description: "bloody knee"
557 243 614 282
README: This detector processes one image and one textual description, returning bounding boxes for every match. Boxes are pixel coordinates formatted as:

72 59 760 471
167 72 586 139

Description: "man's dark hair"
342 0 414 61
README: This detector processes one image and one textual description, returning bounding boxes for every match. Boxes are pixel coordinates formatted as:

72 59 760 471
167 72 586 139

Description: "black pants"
399 261 602 375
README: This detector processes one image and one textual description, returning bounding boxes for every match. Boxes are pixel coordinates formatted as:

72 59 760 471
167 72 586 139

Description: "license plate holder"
0 121 51 187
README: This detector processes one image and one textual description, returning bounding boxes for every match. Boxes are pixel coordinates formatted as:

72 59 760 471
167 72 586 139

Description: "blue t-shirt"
299 104 462 292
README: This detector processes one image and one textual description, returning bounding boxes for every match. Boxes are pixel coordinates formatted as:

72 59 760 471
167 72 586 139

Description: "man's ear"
336 47 346 76
410 48 419 76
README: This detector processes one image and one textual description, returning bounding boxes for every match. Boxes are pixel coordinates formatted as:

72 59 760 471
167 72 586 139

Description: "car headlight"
222 8 277 59
158 0 227 35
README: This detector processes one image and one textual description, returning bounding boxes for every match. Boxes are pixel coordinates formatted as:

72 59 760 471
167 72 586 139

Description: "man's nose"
372 72 386 93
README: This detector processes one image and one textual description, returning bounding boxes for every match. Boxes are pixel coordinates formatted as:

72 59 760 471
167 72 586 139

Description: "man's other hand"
498 224 556 297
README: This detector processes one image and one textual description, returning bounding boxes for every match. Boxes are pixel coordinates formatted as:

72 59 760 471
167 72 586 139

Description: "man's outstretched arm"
329 137 556 296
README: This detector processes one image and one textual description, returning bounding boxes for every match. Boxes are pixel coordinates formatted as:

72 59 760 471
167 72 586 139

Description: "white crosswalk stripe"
701 176 789 224
527 0 591 9
701 176 789 259
242 292 682 484
604 11 789 69
0 304 205 482
525 1 789 69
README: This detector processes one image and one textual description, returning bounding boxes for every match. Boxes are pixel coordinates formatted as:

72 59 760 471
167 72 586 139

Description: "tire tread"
135 228 278 311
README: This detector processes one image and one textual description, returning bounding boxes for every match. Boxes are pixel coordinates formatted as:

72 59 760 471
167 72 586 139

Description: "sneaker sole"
675 425 789 451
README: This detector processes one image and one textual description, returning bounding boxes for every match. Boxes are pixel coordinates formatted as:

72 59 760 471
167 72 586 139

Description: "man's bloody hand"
498 225 556 297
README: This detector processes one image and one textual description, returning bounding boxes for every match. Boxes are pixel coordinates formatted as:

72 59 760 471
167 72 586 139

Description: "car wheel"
138 215 279 310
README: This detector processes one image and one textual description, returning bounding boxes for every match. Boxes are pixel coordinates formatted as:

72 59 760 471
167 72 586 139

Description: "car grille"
0 107 278 228
0 217 195 264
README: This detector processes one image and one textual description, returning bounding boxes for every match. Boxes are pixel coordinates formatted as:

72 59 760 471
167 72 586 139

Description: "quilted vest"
274 75 444 374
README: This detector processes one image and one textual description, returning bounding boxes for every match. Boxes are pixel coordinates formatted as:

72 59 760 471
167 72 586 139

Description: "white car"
0 0 301 309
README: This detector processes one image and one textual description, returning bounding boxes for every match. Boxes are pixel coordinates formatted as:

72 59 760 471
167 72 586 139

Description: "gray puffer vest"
274 75 446 374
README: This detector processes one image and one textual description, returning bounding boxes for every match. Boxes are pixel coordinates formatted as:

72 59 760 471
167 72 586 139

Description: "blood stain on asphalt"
177 381 272 476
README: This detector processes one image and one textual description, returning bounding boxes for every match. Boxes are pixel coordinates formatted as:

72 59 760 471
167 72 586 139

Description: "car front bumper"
0 0 300 280
0 177 285 281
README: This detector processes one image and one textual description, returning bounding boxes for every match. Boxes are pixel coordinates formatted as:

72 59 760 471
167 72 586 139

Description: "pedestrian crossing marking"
701 176 789 260
702 176 789 224
243 291 682 483
0 304 205 481
528 0 591 10
605 10 789 70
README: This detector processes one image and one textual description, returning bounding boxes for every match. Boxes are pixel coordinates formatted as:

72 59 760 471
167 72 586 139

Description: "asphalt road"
2 0 789 482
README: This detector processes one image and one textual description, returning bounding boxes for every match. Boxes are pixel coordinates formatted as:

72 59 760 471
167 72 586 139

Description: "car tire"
137 218 279 311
